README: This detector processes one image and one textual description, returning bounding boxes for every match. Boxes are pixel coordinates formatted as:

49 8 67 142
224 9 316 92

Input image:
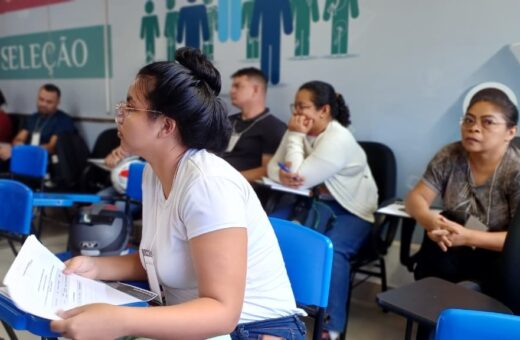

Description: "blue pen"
277 162 291 173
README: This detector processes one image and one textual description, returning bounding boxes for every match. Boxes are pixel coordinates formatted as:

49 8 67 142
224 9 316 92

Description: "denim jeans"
270 199 372 332
230 315 306 340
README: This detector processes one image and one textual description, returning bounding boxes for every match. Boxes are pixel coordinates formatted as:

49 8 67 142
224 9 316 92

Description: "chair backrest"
358 141 397 204
269 217 333 307
436 309 520 340
0 179 33 235
501 201 520 314
10 145 48 179
90 128 120 158
126 161 146 202
357 141 398 256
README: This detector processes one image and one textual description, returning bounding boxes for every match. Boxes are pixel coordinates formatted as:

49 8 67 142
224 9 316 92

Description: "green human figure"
291 0 319 57
203 0 218 60
323 0 359 56
241 0 258 60
140 0 160 63
164 0 179 62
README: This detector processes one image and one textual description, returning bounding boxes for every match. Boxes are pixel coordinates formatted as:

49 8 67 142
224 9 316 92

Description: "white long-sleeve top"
267 120 378 223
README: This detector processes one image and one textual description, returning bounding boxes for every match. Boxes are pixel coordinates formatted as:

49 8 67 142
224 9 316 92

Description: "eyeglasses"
459 115 508 131
115 101 162 125
289 103 314 112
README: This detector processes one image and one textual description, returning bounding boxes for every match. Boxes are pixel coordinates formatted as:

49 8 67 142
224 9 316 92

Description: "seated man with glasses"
405 84 520 304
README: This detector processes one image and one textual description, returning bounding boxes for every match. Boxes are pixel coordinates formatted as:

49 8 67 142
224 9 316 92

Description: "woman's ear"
157 116 177 138
320 104 331 118
505 126 518 142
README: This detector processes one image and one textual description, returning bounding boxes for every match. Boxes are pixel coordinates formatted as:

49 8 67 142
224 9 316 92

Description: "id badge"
141 249 164 305
464 215 487 232
30 132 41 146
225 132 241 152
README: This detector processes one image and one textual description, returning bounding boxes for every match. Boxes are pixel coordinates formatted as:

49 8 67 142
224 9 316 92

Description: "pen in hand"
277 162 292 173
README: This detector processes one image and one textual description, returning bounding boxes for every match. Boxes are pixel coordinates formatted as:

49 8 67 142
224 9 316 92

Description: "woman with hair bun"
267 80 378 340
51 47 305 340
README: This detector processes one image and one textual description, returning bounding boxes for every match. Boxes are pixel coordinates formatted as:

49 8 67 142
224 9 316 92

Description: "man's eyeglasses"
289 103 314 113
115 101 162 124
459 115 508 131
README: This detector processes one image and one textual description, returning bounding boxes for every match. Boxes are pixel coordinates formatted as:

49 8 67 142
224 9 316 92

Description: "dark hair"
299 81 351 127
468 88 518 128
41 83 61 98
0 90 5 106
136 47 231 152
231 67 267 91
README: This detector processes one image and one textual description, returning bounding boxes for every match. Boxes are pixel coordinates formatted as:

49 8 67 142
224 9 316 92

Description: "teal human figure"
164 0 179 61
203 0 218 60
291 0 319 57
241 0 258 60
140 0 160 63
323 0 359 56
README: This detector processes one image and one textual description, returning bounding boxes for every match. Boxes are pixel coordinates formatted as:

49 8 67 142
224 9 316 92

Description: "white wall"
2 0 520 197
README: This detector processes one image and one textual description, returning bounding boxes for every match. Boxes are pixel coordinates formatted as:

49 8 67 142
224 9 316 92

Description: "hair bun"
175 47 221 95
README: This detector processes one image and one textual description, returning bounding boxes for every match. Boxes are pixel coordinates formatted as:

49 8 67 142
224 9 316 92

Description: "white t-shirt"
139 149 301 324
267 120 378 223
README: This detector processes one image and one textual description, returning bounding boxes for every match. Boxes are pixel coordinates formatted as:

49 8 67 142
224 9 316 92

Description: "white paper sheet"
261 177 312 197
2 235 141 320
87 158 111 171
376 201 442 218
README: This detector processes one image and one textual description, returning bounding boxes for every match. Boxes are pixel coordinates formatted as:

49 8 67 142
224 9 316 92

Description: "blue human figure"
218 0 241 42
177 0 210 50
140 0 160 63
250 0 293 85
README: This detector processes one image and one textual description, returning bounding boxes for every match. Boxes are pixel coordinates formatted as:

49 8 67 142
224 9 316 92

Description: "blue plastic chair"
436 309 520 340
9 145 100 238
0 179 33 255
10 145 48 190
269 217 333 340
125 161 145 213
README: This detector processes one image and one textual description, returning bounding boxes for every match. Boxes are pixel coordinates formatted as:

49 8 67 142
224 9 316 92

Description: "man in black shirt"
223 67 286 182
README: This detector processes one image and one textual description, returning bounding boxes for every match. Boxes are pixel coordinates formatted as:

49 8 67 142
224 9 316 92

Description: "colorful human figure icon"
241 0 258 60
323 0 359 56
164 0 179 61
177 0 210 50
250 0 293 85
291 0 319 57
140 0 160 63
218 0 241 42
203 0 218 60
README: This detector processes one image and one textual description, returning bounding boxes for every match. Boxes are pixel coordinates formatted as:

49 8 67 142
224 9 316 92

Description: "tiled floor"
0 214 409 340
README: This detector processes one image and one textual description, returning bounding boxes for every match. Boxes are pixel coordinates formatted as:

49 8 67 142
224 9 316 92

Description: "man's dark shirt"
223 109 286 171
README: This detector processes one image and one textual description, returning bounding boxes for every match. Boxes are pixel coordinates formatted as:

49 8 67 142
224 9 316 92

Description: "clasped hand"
288 114 313 134
427 215 469 252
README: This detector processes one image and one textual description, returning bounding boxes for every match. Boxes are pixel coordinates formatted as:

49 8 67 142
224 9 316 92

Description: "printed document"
2 235 142 320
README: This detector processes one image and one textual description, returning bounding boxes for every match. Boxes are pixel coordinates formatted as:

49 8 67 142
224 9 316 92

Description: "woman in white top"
51 47 304 340
267 81 378 340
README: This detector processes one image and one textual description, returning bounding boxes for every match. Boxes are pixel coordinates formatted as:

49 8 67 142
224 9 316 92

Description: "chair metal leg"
404 319 413 340
379 257 388 292
1 321 18 340
313 308 326 340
